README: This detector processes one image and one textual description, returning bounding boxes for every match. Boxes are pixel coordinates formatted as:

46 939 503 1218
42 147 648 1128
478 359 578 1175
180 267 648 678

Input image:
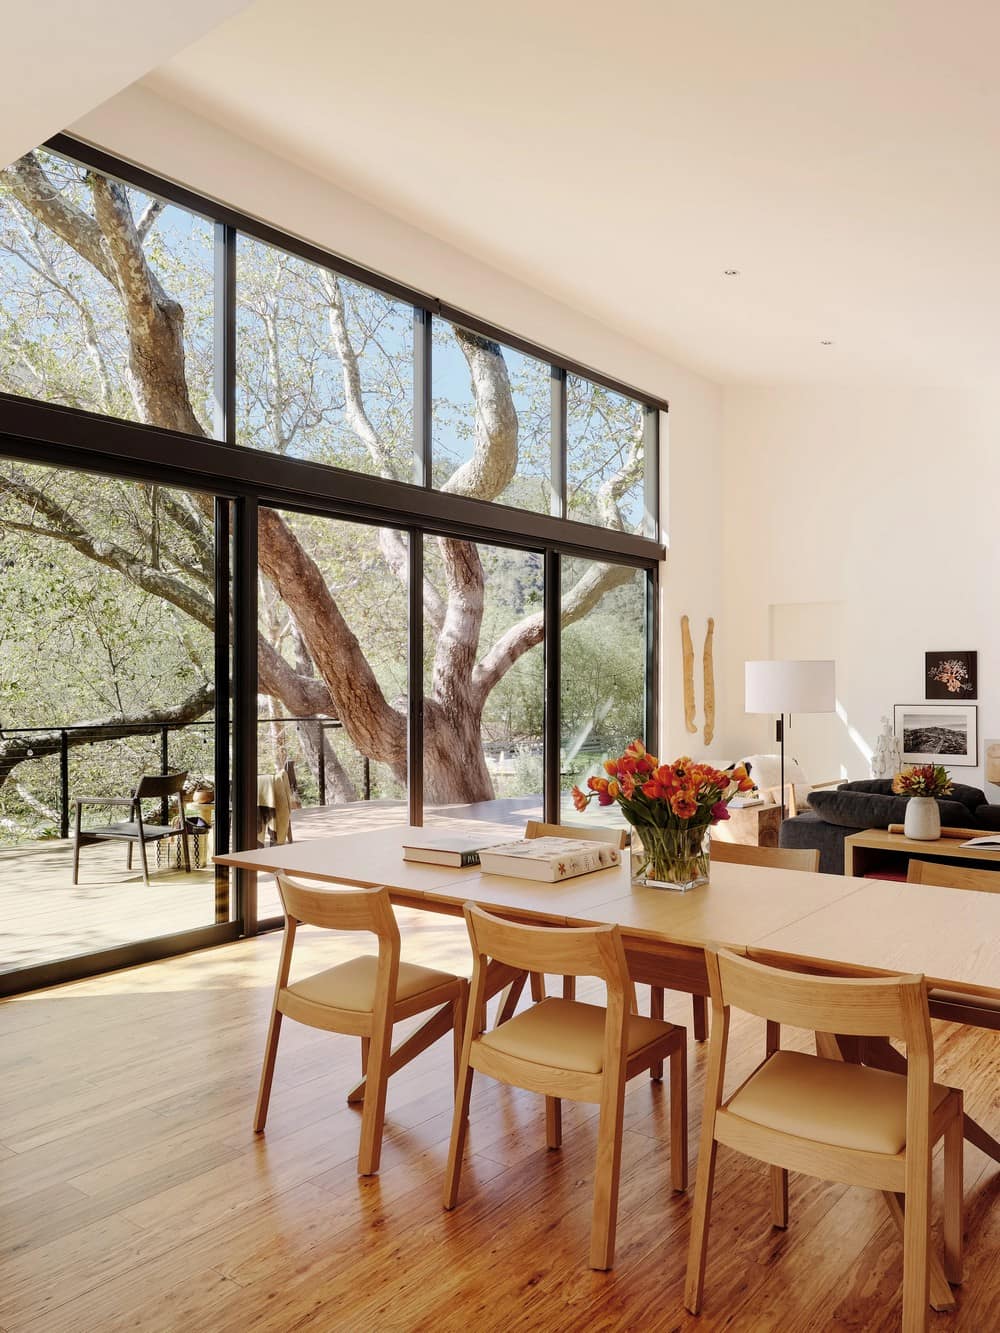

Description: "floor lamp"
744 660 836 821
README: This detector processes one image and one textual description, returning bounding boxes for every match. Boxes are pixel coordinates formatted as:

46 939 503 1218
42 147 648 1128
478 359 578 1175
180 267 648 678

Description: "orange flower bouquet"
571 741 754 890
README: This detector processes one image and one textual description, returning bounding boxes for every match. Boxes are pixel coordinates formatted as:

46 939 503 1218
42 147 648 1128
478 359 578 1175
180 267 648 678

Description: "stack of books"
401 835 505 868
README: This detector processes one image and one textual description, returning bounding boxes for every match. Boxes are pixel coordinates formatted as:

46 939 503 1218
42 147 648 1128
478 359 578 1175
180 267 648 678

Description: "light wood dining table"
218 819 999 1311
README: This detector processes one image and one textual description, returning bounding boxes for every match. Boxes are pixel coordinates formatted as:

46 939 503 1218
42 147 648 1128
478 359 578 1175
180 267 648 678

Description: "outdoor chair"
72 771 191 887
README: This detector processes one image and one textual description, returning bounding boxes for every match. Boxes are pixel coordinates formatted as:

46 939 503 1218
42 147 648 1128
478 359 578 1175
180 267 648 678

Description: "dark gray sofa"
779 778 1000 875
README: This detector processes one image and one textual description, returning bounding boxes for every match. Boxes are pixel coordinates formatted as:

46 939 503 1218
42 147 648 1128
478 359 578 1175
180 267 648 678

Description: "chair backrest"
906 858 1000 893
276 873 400 942
710 947 929 1048
464 903 633 1077
709 841 819 873
464 901 629 988
524 819 627 850
134 771 188 800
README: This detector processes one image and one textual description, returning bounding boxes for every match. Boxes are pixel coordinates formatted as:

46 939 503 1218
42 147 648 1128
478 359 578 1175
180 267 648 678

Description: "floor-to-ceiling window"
0 135 664 990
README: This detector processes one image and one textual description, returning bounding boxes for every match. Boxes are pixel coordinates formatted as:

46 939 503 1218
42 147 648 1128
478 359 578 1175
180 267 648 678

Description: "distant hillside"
903 726 966 755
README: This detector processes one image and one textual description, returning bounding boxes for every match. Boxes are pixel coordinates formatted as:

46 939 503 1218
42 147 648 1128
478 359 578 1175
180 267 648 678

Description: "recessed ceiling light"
820 339 834 346
723 269 740 276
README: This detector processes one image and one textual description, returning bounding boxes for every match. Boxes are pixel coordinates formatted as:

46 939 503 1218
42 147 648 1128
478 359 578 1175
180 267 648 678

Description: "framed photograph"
894 704 978 767
925 651 977 700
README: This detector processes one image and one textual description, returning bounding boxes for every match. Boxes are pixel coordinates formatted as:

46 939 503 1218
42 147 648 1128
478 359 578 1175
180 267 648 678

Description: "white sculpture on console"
871 715 903 779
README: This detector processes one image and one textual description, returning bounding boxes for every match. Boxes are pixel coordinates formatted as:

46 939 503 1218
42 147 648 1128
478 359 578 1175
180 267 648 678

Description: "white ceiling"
145 0 1000 387
1 0 251 172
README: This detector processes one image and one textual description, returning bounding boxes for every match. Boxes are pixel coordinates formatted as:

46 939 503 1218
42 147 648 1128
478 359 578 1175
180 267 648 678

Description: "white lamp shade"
745 660 836 715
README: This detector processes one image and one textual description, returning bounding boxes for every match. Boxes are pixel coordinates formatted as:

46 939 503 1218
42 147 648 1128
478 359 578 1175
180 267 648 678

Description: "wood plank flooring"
1 915 997 1331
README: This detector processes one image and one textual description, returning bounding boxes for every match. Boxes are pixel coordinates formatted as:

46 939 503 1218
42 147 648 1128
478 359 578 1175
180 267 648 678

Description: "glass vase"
629 823 710 892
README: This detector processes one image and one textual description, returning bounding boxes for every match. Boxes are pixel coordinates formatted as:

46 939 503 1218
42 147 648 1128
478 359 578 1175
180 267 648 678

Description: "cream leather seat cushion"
477 997 672 1075
287 955 457 1012
726 1050 949 1155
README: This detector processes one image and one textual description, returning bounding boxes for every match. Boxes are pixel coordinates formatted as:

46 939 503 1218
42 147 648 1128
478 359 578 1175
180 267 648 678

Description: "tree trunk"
423 699 494 805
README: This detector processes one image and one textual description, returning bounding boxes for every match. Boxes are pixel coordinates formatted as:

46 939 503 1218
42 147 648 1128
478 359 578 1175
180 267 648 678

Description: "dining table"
217 818 1000 1312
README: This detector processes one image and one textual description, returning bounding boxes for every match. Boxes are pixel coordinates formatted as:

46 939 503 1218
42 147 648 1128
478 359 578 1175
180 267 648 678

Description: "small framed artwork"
894 704 978 767
925 651 977 700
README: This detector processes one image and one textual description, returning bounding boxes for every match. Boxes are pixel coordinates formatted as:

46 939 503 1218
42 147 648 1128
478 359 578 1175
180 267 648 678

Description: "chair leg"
765 1020 781 1056
253 1009 283 1132
137 835 150 887
943 1101 964 1286
545 1097 562 1150
770 1166 789 1228
561 975 576 1001
125 841 132 870
360 1036 370 1077
650 986 665 1080
529 972 546 1002
72 834 82 886
444 1054 476 1209
589 1073 627 1270
495 974 526 1027
669 1038 688 1192
452 987 468 1094
684 1137 719 1313
901 1175 931 1331
357 1016 393 1176
692 994 708 1042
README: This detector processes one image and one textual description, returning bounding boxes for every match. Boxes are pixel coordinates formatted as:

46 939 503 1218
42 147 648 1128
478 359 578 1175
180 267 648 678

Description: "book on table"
959 834 1000 850
478 836 621 882
401 835 507 867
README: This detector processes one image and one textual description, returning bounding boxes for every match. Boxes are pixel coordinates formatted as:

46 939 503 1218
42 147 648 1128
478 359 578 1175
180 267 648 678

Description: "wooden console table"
844 827 1000 877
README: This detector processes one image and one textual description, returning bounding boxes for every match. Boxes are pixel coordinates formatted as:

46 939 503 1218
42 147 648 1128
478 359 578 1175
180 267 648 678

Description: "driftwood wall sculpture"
680 615 698 734
703 617 715 746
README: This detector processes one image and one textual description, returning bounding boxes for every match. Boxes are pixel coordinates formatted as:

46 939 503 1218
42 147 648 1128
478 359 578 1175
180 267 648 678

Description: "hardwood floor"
0 915 997 1331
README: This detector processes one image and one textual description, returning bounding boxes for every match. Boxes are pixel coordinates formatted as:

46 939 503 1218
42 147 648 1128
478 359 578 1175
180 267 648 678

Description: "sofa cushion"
779 811 850 876
975 804 1000 831
839 778 985 812
808 789 973 830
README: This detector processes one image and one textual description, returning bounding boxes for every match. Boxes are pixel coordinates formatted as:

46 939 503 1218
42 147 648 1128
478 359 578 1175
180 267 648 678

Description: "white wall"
721 386 1000 798
70 85 726 760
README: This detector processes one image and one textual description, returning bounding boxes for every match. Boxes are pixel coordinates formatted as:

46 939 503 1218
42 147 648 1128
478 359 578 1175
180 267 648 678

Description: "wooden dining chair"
654 842 820 1051
709 841 820 872
684 948 963 1331
517 819 628 1006
254 873 468 1176
906 860 1000 1031
445 903 688 1270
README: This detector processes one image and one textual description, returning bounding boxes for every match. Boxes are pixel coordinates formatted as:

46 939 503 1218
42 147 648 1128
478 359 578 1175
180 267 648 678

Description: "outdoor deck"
0 795 555 980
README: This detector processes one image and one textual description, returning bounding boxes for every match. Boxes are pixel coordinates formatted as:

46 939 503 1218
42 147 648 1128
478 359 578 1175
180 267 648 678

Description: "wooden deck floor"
0 922 997 1331
0 797 545 978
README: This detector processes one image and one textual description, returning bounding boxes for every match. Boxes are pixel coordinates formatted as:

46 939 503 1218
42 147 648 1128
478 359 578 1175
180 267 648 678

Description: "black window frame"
0 133 666 983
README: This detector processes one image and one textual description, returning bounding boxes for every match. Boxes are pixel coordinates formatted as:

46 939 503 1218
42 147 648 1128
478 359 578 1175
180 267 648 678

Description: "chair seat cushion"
726 1050 949 1155
83 822 177 839
477 996 674 1075
286 955 459 1013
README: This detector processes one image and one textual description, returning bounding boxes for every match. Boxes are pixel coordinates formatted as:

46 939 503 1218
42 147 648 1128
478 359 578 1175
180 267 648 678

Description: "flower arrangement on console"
892 765 952 798
571 741 754 890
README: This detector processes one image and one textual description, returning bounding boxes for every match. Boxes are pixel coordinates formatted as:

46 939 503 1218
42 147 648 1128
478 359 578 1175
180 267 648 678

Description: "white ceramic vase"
904 796 940 841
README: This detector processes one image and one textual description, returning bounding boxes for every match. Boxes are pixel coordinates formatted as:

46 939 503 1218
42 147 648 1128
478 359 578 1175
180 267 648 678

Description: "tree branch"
471 560 636 707
0 683 215 786
257 507 406 771
1 153 116 287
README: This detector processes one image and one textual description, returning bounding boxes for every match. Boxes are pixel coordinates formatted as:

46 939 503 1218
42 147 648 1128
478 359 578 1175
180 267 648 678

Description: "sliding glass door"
0 458 236 991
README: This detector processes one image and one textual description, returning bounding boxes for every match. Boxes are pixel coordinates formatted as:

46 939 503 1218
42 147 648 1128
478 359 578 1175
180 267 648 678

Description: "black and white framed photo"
925 651 977 700
894 704 978 767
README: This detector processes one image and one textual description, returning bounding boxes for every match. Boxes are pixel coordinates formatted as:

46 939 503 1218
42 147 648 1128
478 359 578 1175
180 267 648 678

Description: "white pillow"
741 754 812 811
